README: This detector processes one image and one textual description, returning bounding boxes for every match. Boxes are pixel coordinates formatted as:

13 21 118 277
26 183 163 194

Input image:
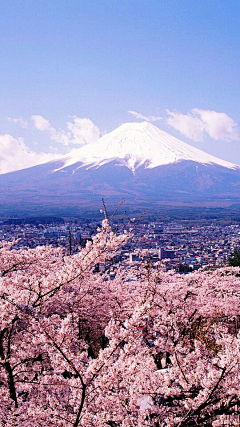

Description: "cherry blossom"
0 221 240 426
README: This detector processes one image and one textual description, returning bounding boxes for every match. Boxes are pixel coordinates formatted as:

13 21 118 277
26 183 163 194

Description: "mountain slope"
1 122 240 215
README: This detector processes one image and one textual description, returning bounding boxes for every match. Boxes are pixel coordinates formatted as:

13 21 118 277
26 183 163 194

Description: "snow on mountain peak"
59 121 238 172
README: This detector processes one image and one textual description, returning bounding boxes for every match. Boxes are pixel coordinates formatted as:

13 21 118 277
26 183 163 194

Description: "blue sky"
1 0 240 173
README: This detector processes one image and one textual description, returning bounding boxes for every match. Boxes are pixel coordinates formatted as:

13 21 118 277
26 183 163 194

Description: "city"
1 216 239 273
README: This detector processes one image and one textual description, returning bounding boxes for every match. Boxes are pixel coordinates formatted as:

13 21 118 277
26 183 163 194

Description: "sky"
1 0 240 173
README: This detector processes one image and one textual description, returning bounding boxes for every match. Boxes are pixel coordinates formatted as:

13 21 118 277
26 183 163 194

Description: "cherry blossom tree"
0 220 240 426
89 267 240 426
0 219 135 426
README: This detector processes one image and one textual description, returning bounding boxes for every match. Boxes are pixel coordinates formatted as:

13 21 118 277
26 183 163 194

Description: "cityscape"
1 216 239 273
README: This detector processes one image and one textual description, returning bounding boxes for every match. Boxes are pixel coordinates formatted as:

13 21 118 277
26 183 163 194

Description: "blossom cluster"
0 221 240 426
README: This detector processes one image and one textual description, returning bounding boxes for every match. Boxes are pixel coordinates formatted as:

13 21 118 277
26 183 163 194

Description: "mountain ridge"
1 122 240 215
55 122 239 173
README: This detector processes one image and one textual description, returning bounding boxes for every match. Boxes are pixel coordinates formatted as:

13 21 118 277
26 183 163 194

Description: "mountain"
57 121 237 172
1 122 240 216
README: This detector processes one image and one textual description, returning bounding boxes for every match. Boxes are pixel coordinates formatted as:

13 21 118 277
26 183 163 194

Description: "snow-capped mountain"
1 122 240 215
57 121 238 172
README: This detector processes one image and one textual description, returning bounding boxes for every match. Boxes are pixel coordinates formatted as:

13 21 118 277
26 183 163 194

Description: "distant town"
1 216 239 273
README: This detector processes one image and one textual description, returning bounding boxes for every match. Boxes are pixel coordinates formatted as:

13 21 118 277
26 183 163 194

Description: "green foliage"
229 248 240 267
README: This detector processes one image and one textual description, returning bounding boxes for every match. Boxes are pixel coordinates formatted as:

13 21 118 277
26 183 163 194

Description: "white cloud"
7 116 28 129
166 110 204 141
128 110 163 122
31 115 99 146
166 109 240 142
31 115 69 145
1 115 101 174
67 117 100 145
31 115 52 131
192 109 240 141
0 134 58 174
